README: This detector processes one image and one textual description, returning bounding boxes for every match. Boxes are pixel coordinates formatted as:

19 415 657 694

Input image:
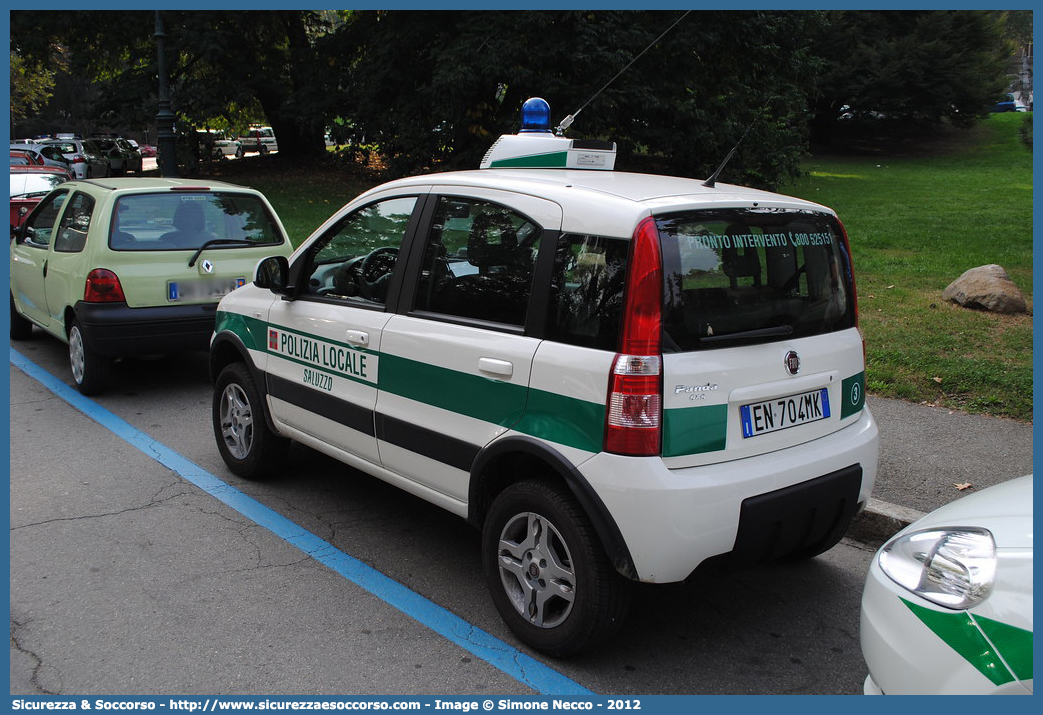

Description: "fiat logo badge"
784 350 801 375
201 259 215 274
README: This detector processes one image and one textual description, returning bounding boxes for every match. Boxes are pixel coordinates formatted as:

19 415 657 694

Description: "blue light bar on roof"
519 97 552 133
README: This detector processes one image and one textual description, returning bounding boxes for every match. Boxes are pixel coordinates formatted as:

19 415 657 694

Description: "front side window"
21 190 69 248
657 208 856 351
110 192 283 250
412 196 541 326
300 196 418 305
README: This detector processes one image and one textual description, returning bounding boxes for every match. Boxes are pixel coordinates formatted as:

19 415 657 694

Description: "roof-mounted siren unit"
480 97 616 170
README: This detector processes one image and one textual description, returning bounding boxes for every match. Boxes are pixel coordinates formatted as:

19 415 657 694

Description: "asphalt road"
7 335 1033 697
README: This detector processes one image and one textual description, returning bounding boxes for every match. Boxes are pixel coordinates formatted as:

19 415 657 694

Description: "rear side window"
657 208 856 351
110 192 282 250
546 234 629 350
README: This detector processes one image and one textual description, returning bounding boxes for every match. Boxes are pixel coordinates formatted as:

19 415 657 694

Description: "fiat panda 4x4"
210 100 879 656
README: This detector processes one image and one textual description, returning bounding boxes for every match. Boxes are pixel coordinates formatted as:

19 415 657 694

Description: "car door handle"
478 357 513 379
345 330 369 347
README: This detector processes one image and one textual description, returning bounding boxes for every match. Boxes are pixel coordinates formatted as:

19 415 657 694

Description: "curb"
847 497 926 547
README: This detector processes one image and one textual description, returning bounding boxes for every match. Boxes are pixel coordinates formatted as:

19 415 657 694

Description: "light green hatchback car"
10 178 292 395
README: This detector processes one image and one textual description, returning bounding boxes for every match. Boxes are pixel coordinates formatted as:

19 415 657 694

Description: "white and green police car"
209 99 879 656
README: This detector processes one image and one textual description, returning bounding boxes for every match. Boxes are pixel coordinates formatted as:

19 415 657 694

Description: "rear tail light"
604 217 664 456
84 269 126 303
72 156 85 164
836 218 866 364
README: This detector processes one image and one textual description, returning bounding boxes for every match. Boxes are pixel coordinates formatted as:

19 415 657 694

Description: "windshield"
657 208 856 351
11 172 68 197
110 192 283 251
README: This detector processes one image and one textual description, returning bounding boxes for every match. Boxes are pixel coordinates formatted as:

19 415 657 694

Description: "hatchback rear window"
110 192 282 250
656 208 856 352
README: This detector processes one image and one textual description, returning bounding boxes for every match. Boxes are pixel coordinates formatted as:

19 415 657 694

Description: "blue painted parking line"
10 347 592 696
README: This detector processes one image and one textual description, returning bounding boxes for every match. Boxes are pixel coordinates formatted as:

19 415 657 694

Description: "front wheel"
212 362 288 479
10 295 33 340
68 320 110 395
482 480 631 657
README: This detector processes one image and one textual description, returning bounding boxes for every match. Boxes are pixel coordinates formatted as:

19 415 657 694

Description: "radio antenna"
555 11 690 135
702 97 776 188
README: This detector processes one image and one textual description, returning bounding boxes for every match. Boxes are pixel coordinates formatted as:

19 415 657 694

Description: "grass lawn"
785 114 1033 421
204 112 1032 421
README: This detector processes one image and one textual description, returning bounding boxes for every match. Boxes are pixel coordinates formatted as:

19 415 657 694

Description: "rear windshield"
11 172 68 198
110 192 283 250
656 208 856 352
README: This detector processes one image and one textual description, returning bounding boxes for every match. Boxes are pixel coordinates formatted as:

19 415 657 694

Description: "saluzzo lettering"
268 328 369 386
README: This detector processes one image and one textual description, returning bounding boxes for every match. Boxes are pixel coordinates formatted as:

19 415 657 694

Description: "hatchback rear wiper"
700 324 793 344
188 239 253 267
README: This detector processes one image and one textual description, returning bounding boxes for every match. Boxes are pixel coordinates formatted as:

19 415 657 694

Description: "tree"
809 10 1012 142
338 10 821 189
10 51 60 123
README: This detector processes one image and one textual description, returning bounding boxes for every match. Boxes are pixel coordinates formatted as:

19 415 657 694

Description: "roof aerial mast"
555 11 691 135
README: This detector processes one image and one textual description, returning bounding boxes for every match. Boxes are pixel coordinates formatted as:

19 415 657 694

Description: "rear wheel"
68 319 110 395
483 479 631 657
212 362 288 479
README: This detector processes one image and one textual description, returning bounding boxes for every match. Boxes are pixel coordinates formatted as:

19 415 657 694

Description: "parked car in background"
90 137 142 175
237 125 278 154
10 166 70 228
11 145 75 178
991 93 1028 113
115 138 143 173
10 152 35 166
38 139 109 179
860 475 1033 694
196 131 244 160
9 178 294 395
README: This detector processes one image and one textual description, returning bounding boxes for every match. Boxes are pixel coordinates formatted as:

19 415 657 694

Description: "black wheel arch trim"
469 434 638 580
209 330 283 437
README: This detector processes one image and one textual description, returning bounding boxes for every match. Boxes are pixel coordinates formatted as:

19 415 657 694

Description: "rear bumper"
75 301 218 357
582 407 879 582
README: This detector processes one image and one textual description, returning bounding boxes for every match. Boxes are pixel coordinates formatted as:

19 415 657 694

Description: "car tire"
212 362 288 479
10 295 33 340
482 479 631 657
68 319 110 395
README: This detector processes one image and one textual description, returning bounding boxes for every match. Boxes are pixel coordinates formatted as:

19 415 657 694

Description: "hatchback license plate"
740 388 830 438
168 277 246 302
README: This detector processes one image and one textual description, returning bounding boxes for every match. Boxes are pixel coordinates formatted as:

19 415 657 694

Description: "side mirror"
254 255 290 293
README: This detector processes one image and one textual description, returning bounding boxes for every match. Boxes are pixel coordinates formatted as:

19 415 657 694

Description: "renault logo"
200 259 215 275
784 350 801 375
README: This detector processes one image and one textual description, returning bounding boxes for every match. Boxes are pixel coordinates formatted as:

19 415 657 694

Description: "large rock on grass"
942 264 1027 314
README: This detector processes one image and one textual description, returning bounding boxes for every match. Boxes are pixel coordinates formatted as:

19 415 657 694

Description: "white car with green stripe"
209 99 879 656
861 475 1033 694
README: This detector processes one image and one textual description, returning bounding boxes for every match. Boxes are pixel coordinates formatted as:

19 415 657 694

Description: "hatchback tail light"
836 218 866 364
72 156 85 164
84 269 126 303
604 217 664 456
